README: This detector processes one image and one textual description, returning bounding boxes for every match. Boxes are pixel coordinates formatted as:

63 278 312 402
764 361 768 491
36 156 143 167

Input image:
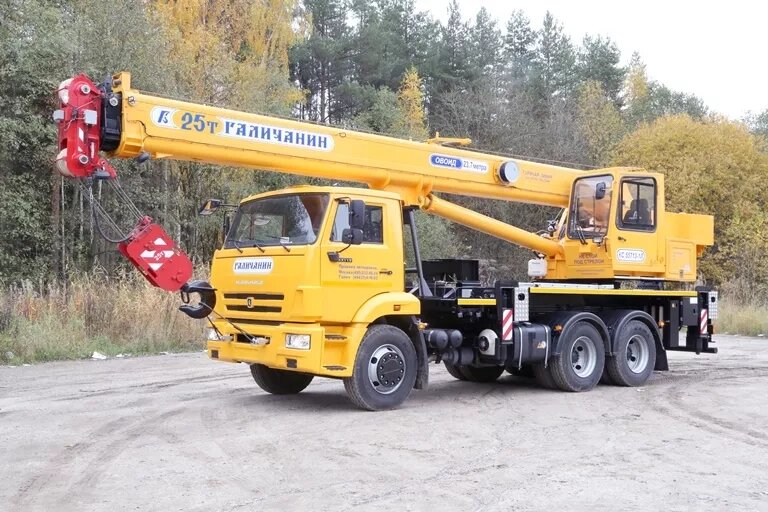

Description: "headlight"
285 333 310 350
207 328 232 342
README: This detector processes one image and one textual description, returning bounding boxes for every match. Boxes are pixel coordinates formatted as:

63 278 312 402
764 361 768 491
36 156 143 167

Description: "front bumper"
207 322 363 378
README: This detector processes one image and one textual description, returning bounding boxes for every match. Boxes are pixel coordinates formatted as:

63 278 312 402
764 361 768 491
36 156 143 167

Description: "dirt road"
2 335 767 511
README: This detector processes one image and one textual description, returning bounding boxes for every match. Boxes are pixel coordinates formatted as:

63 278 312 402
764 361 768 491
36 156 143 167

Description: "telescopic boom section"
61 73 579 208
54 73 576 288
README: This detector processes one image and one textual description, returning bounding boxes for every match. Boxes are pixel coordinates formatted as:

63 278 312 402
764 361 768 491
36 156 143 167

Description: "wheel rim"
626 334 650 374
368 344 406 395
570 335 597 378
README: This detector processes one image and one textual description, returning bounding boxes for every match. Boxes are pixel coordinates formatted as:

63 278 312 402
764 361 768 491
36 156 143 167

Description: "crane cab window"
569 175 613 239
619 177 656 231
331 203 384 244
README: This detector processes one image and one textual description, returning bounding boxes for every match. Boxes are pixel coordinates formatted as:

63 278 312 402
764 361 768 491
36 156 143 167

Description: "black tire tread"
250 364 314 395
343 324 417 411
532 363 558 389
605 320 657 387
460 365 505 382
549 322 605 392
443 362 467 381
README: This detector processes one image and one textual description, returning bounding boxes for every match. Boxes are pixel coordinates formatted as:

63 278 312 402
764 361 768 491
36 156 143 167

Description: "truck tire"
250 364 314 394
444 362 467 381
549 322 605 392
532 363 557 389
605 320 657 386
459 365 505 382
506 364 535 378
343 325 417 411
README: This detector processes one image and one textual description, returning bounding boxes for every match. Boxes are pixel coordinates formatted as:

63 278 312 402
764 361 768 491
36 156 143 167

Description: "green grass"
2 275 766 365
716 299 768 337
0 275 205 365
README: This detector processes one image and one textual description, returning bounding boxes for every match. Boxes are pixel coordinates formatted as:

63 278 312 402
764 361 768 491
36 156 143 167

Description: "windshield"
568 176 613 239
225 193 330 249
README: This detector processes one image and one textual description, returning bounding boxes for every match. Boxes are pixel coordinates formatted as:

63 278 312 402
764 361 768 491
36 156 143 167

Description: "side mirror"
342 228 363 245
595 182 607 201
199 198 222 216
349 199 365 230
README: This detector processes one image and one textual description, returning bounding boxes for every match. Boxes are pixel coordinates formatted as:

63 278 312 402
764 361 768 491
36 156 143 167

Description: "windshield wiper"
257 237 291 252
230 239 265 253
573 223 589 245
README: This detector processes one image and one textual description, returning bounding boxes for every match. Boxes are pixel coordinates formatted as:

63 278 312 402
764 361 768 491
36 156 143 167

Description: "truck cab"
206 186 420 386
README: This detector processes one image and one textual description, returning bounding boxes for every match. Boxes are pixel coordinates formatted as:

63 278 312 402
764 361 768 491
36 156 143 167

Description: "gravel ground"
1 334 767 511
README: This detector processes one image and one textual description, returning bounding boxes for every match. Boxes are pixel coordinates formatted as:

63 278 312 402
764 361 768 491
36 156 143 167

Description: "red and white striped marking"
700 308 708 334
502 309 514 341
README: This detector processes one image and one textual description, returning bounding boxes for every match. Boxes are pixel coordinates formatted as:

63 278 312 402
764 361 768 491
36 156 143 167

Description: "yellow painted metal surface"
110 72 580 208
102 72 716 376
456 298 497 306
528 288 697 297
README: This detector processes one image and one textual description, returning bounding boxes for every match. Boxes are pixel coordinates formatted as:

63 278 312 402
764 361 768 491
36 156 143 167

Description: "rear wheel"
460 365 505 382
532 363 557 389
443 362 467 381
250 364 314 395
506 364 535 378
549 322 605 392
605 320 656 386
343 325 417 411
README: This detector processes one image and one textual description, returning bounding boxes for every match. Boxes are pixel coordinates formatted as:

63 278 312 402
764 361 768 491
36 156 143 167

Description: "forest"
2 0 768 362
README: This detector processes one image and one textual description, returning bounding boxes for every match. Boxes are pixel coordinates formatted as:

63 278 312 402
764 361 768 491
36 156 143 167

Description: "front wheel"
343 325 417 411
250 364 314 394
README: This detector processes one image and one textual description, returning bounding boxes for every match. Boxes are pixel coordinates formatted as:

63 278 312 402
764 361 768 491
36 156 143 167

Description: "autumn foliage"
612 115 768 293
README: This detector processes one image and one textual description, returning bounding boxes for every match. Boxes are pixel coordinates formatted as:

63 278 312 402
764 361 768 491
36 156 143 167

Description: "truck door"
614 176 661 274
320 197 404 323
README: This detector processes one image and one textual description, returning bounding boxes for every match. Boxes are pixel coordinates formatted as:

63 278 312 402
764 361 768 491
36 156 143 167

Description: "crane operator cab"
544 169 712 282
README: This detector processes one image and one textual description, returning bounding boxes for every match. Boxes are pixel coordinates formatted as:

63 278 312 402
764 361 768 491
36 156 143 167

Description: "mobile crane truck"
53 72 718 410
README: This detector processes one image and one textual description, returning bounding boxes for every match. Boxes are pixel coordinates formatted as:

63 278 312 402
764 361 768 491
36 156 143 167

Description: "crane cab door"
613 176 661 275
319 197 404 323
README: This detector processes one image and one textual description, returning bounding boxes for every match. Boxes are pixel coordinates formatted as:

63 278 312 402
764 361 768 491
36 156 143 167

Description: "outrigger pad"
118 217 193 292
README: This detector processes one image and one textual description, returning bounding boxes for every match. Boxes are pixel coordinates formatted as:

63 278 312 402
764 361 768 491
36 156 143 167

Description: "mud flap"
407 316 429 390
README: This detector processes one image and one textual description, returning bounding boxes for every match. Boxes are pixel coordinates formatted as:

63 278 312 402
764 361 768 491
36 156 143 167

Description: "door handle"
379 269 393 275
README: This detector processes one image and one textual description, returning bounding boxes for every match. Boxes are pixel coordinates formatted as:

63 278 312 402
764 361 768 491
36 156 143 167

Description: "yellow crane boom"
110 73 578 209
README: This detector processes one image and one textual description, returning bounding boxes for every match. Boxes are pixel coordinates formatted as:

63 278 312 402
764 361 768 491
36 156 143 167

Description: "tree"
468 8 502 78
395 67 429 139
745 109 768 141
612 115 768 287
290 0 351 122
434 0 471 93
577 35 624 105
0 0 72 282
622 53 707 128
503 10 537 84
531 12 576 105
577 81 625 165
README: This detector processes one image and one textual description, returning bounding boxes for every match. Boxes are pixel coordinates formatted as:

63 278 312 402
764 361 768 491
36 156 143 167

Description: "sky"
415 0 767 120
